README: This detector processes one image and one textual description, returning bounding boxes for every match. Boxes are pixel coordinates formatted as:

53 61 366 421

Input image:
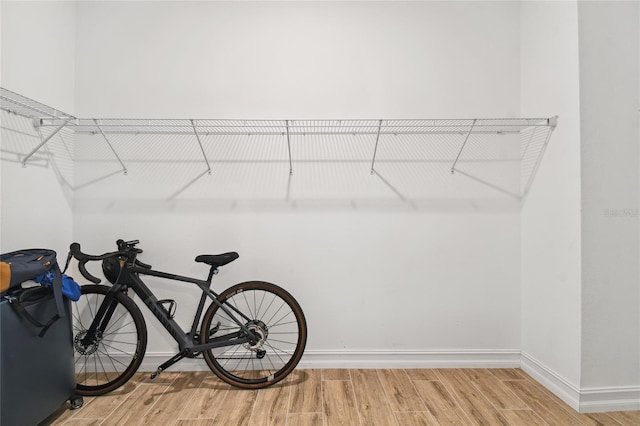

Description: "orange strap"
0 262 11 293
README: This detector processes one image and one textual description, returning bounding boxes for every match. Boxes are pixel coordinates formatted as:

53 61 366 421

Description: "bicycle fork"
78 286 123 351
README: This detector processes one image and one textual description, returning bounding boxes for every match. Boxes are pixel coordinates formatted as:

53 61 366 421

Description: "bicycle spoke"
269 311 293 327
223 344 243 364
101 338 137 346
253 290 257 320
100 341 136 357
259 293 277 323
105 348 120 375
256 290 267 319
264 341 291 363
259 357 267 376
96 348 132 368
242 290 254 319
73 304 86 331
104 319 136 335
86 295 96 321
96 350 110 383
267 337 296 345
269 320 300 328
93 353 98 384
103 309 131 334
264 347 278 372
245 352 253 374
264 301 286 326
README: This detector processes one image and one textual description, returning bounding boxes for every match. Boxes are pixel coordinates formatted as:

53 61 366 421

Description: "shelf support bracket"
22 120 69 167
94 119 128 175
286 120 293 175
191 119 211 175
370 119 383 174
450 119 477 174
522 117 557 199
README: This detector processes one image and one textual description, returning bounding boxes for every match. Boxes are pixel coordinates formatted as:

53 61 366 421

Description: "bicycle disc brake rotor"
242 320 268 352
74 329 102 356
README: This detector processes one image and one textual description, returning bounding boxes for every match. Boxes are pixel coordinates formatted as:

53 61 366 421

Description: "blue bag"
34 271 81 301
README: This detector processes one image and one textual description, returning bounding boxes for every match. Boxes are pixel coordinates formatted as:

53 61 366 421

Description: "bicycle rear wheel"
201 281 307 389
72 285 147 395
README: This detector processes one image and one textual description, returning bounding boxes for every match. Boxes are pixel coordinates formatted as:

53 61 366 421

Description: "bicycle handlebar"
69 239 149 284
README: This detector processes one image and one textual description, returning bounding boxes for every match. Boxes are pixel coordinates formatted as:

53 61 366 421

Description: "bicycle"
67 239 307 396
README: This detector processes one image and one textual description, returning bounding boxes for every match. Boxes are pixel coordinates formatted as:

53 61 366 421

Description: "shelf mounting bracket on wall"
286 120 293 175
22 120 70 167
190 119 211 175
521 115 558 199
450 119 477 174
94 119 128 175
370 119 383 174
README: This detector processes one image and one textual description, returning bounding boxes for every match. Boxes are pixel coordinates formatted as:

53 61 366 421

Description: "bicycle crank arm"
151 350 188 380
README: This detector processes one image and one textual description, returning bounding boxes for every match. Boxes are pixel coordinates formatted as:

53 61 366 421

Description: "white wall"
72 1 523 366
521 0 640 412
0 1 76 257
578 0 640 392
519 0 582 394
74 1 519 119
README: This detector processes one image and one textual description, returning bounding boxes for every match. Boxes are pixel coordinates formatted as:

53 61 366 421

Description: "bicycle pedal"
150 369 162 380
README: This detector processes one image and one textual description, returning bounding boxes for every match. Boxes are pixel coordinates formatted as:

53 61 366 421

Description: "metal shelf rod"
22 120 69 167
370 119 383 174
286 120 293 175
450 119 477 174
63 123 549 129
94 119 128 175
71 130 524 137
522 126 555 199
190 119 211 175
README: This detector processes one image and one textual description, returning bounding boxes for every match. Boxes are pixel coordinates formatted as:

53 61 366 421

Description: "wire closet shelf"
1 87 557 201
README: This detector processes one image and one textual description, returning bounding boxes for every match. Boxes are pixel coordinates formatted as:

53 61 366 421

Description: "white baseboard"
579 387 640 413
521 352 640 413
137 349 521 373
297 349 521 369
520 352 581 410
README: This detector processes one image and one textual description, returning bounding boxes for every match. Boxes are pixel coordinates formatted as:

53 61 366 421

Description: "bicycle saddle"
195 252 239 268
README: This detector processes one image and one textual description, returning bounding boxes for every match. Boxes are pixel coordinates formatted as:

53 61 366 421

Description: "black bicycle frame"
82 263 257 354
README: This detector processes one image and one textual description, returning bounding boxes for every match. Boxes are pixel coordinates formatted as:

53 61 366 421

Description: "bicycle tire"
201 281 307 389
72 285 147 396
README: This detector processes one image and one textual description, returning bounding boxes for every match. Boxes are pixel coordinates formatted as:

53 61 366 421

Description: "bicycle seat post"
206 267 218 283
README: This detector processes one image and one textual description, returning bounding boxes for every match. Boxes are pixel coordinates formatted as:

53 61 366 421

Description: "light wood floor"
45 369 639 425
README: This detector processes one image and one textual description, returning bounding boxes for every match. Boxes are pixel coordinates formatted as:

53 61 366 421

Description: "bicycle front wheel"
201 281 307 389
72 285 147 396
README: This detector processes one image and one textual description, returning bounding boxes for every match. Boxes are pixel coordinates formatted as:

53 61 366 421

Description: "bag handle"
51 262 65 320
8 287 60 337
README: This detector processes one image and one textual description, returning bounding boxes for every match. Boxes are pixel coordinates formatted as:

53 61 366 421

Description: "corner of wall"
0 1 76 256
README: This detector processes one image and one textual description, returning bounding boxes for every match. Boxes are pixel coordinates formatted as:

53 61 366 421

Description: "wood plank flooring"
43 369 640 425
